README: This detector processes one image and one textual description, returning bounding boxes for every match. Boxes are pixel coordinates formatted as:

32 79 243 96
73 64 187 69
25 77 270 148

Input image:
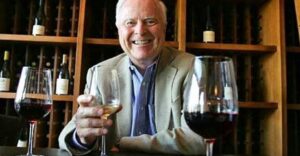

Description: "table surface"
0 146 70 156
0 146 243 156
0 146 180 156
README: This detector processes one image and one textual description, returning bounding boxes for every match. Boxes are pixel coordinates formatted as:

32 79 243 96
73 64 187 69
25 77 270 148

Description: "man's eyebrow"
144 16 156 19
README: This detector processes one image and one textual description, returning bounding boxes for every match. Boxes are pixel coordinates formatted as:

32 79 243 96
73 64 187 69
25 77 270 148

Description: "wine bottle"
32 0 46 36
0 50 10 91
203 5 215 43
17 124 28 147
56 54 70 95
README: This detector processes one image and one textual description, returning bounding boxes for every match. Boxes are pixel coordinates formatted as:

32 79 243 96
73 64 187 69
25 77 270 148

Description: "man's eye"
125 20 136 27
145 19 157 26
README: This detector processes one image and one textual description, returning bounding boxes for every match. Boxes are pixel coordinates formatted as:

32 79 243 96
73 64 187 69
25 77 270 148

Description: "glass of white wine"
89 69 121 156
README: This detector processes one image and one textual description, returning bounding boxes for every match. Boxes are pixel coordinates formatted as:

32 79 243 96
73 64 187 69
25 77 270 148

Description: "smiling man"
58 0 205 155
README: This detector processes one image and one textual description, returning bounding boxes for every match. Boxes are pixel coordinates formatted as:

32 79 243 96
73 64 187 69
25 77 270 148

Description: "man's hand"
75 94 113 145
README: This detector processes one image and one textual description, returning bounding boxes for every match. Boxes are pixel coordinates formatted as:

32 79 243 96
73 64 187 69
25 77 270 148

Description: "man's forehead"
120 0 159 12
119 5 159 19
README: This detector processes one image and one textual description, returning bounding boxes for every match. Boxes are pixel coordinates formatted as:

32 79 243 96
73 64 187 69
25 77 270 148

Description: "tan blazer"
58 47 205 155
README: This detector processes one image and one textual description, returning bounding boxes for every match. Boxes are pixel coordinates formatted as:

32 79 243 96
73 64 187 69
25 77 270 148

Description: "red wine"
15 100 51 122
184 112 237 139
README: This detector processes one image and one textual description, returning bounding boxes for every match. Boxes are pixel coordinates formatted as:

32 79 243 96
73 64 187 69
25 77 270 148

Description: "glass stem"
205 138 215 156
27 121 35 156
100 135 106 156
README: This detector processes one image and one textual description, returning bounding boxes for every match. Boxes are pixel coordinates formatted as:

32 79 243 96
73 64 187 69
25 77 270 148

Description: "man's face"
116 0 166 67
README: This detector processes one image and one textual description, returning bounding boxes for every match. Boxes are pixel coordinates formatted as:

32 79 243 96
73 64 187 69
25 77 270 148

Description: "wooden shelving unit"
0 0 288 155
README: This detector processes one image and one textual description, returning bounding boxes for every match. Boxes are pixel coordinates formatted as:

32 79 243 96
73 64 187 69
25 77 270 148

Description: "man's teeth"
133 40 150 45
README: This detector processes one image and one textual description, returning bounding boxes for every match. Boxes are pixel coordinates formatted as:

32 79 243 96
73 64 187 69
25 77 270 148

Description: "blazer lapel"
115 57 132 137
155 47 177 131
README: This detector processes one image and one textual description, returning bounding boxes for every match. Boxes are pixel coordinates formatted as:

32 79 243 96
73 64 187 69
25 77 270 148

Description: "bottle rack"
0 0 287 155
0 0 79 148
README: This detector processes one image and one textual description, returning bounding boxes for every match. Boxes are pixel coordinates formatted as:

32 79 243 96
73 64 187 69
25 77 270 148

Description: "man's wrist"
72 130 95 150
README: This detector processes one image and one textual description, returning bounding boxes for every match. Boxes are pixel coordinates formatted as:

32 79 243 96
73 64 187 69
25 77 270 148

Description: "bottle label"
224 86 233 100
203 30 215 43
56 78 69 95
17 140 27 147
0 78 10 91
32 25 45 36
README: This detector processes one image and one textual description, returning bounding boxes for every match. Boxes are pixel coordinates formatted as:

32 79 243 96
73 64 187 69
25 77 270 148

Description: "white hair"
115 0 167 26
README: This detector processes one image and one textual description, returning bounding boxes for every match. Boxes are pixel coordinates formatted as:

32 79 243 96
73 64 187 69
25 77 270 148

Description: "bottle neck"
3 51 9 61
2 51 9 69
62 55 67 65
39 0 45 10
37 0 45 18
206 5 213 30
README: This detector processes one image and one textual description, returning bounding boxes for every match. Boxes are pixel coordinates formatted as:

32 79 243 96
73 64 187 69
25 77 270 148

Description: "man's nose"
134 21 146 35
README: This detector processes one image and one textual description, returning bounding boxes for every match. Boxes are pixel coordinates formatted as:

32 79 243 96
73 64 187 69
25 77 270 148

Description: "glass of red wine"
14 67 52 156
184 56 238 156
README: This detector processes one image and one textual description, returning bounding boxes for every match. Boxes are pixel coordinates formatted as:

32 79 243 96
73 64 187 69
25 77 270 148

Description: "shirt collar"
128 55 160 72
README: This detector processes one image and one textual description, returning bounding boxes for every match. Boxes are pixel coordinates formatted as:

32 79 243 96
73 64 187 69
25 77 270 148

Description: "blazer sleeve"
58 68 99 155
58 116 98 156
118 117 206 154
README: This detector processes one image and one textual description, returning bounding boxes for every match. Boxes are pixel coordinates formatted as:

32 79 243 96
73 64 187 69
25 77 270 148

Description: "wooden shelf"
0 92 16 99
84 38 119 45
239 101 278 109
0 92 276 109
287 104 300 110
0 92 73 102
52 95 74 102
207 0 269 5
84 38 178 47
0 34 77 45
186 42 277 54
286 46 300 53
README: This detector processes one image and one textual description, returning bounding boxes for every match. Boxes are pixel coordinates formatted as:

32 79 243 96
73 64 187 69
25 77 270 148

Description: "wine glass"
184 56 238 156
14 67 52 156
89 69 121 156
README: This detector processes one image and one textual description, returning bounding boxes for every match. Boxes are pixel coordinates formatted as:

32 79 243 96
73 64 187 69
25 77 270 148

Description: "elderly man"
59 0 205 155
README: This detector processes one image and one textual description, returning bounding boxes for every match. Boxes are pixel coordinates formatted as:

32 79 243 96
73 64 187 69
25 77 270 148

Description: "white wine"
203 5 215 43
32 0 46 36
0 50 10 91
101 104 121 119
56 54 70 95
